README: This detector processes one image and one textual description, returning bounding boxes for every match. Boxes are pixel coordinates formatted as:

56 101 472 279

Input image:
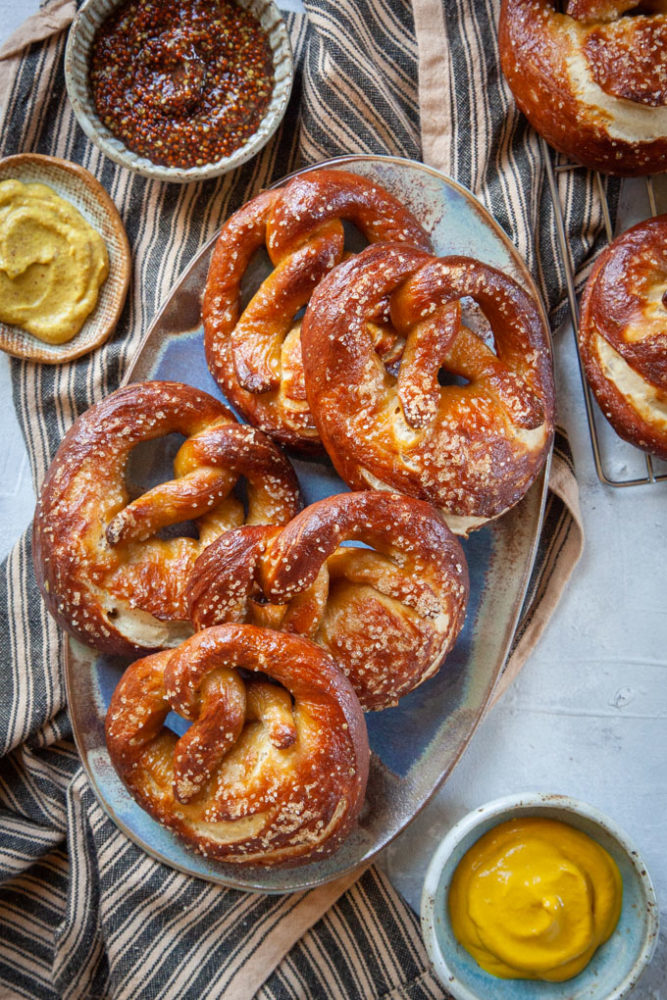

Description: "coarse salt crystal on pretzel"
105 623 369 866
187 491 469 711
499 0 667 176
33 381 301 656
202 168 431 451
578 213 667 459
300 243 554 535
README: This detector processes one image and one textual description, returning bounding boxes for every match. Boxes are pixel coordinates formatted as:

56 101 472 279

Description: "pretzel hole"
460 298 496 351
438 369 470 388
125 433 200 540
240 222 369 311
126 433 186 499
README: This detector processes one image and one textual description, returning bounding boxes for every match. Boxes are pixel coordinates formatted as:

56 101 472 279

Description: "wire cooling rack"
543 140 667 488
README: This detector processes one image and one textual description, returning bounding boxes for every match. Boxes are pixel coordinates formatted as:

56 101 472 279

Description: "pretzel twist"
105 624 369 866
188 491 469 711
33 382 301 656
202 168 431 451
578 214 667 458
499 0 667 176
299 244 554 534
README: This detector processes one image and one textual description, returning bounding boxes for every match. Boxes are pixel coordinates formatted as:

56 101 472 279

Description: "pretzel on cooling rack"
33 381 301 656
105 623 369 866
578 214 667 459
202 168 432 451
299 243 554 534
188 491 469 711
499 0 667 176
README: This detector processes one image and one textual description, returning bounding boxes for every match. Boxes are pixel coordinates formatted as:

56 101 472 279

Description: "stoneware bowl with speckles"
64 0 294 183
421 792 660 1000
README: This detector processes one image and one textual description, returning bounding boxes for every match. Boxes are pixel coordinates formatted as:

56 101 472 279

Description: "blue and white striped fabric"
0 0 613 996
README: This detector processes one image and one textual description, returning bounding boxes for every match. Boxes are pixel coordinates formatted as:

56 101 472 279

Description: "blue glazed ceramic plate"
66 155 553 892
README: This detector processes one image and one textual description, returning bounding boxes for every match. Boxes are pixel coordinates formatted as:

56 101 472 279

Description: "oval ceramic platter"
66 155 553 893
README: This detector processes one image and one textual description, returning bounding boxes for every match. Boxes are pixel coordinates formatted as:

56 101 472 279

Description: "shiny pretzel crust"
578 214 667 458
105 624 369 866
33 382 301 656
187 491 469 711
202 168 431 451
299 244 554 533
499 0 667 176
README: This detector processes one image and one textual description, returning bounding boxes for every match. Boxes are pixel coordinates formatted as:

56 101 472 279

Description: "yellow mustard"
448 817 622 982
0 179 109 344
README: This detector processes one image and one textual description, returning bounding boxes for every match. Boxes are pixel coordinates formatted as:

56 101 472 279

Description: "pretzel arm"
182 423 302 526
172 667 246 804
106 468 230 546
245 681 297 750
231 222 344 394
187 525 278 629
266 169 432 260
396 302 461 428
202 190 279 345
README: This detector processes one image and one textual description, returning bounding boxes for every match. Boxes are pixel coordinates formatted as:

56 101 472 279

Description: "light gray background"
1 3 665 997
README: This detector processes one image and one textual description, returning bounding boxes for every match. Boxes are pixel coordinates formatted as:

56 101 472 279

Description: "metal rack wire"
543 139 667 488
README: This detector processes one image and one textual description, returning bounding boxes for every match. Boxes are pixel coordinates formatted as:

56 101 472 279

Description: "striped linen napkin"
0 0 616 997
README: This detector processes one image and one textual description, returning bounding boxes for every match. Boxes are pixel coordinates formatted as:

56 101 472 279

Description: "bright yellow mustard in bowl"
0 179 109 344
448 817 623 983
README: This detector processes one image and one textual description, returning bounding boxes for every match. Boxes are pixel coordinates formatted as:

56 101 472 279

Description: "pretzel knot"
187 491 469 711
499 0 667 176
578 213 667 459
33 382 301 656
105 624 369 866
202 168 431 451
299 244 554 534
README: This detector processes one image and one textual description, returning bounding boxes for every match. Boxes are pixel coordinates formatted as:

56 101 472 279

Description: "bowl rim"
64 0 294 183
420 791 660 1000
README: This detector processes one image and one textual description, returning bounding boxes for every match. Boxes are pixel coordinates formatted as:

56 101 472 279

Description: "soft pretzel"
202 168 431 451
578 214 667 458
187 491 469 711
499 0 667 176
33 381 301 656
105 624 369 866
299 243 554 534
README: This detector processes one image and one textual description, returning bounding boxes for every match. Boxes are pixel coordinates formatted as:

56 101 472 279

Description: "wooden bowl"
0 153 130 364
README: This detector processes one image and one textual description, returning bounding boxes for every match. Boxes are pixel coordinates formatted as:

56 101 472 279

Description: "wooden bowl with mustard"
0 153 130 364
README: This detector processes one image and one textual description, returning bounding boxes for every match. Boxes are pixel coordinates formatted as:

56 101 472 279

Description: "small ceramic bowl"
0 153 130 364
421 793 659 1000
64 0 294 183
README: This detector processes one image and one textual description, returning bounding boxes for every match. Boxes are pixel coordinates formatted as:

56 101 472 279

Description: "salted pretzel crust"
33 381 301 655
187 491 469 711
578 214 667 458
299 243 554 533
105 624 369 866
499 0 667 176
202 168 431 450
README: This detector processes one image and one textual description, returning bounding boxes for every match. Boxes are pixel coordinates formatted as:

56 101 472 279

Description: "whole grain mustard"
448 816 622 982
0 179 109 344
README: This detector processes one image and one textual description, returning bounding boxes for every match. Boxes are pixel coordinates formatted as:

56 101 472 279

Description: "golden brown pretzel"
187 491 469 711
33 381 301 656
299 243 554 534
105 624 369 866
578 214 667 458
202 168 431 451
499 0 667 175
